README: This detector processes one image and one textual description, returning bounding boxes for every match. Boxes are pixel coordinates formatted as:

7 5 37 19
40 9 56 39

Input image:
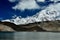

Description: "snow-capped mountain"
1 3 60 25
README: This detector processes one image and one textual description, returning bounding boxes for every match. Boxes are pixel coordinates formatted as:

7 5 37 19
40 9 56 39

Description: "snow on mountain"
1 3 60 25
36 3 60 21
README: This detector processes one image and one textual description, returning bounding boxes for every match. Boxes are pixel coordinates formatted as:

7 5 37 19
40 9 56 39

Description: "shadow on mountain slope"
0 20 60 32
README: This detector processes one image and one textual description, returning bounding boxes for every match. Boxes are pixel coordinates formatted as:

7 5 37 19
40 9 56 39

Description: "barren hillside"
0 20 60 31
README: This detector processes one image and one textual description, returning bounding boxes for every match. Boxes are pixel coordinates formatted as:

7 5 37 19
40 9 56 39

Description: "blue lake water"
0 32 60 40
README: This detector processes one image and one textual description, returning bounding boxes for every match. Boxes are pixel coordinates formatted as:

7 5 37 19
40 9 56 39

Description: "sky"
1 0 60 25
0 0 55 20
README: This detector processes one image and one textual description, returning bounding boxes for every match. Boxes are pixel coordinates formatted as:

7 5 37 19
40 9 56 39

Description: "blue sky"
0 0 54 20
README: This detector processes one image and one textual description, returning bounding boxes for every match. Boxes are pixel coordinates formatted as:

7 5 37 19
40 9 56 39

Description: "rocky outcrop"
0 22 15 31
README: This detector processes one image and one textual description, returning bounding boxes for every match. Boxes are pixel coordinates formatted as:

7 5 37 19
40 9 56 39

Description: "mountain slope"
0 20 60 31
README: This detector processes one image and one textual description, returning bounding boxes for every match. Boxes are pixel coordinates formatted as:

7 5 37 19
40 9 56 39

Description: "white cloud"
50 0 60 2
12 0 40 11
37 0 45 2
8 0 16 2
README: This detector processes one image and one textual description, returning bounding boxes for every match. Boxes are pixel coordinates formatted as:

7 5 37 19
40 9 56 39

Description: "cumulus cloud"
37 0 45 2
8 0 16 2
12 0 40 11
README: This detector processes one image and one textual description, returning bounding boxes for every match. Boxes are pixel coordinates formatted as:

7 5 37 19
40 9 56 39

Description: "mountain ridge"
0 20 60 31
